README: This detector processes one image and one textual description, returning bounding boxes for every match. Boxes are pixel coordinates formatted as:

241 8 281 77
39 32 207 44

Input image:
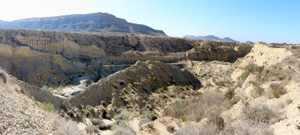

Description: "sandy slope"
0 73 84 135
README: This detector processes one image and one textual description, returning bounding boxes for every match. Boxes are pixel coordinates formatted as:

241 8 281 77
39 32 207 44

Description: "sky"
0 0 299 43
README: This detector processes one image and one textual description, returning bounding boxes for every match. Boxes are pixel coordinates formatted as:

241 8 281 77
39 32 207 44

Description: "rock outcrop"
187 40 252 62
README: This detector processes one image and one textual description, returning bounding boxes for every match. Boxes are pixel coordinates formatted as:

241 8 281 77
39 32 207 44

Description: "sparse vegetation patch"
42 85 49 91
245 105 276 124
163 90 226 124
35 101 55 112
270 83 286 98
253 83 264 96
122 88 127 92
241 63 258 80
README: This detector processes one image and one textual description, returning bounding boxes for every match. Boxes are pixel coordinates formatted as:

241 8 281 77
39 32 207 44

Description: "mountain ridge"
0 12 166 36
184 35 237 42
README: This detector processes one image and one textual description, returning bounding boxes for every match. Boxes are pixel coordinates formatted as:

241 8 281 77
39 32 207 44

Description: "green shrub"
253 84 264 96
42 85 49 91
77 112 82 118
172 80 176 84
111 83 117 88
184 86 189 90
142 109 153 119
241 63 257 80
128 83 133 87
133 82 140 86
198 91 203 95
178 86 183 90
180 114 187 122
122 88 127 92
158 87 164 93
82 108 89 115
36 101 55 112
152 77 157 81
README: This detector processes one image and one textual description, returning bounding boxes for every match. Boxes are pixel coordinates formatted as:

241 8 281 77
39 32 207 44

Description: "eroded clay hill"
0 29 252 88
66 60 201 114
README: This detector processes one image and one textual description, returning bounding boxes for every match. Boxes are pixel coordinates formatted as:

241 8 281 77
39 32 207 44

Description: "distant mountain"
184 35 237 42
0 12 166 36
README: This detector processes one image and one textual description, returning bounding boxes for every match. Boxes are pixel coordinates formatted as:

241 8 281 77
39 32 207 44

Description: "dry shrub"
253 84 264 96
112 125 136 135
0 70 7 84
270 83 286 98
213 76 232 86
52 115 83 135
91 118 110 130
225 87 241 107
225 88 235 100
85 125 98 134
244 105 276 124
262 66 293 82
115 108 136 127
139 118 151 127
91 118 104 126
231 120 274 135
173 124 218 135
163 89 226 128
167 125 175 133
207 106 225 130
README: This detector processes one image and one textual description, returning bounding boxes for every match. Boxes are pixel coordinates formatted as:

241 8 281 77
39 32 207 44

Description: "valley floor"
2 43 300 135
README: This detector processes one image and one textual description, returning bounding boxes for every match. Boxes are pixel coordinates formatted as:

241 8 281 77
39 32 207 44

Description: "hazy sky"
0 0 299 43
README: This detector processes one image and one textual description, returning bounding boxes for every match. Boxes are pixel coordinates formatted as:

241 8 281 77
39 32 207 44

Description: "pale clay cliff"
0 29 251 88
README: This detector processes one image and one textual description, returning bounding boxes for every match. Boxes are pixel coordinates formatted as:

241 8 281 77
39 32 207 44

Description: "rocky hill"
0 12 166 36
67 60 201 112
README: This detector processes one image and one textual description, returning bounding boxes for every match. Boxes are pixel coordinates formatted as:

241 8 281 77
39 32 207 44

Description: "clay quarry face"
0 12 299 135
